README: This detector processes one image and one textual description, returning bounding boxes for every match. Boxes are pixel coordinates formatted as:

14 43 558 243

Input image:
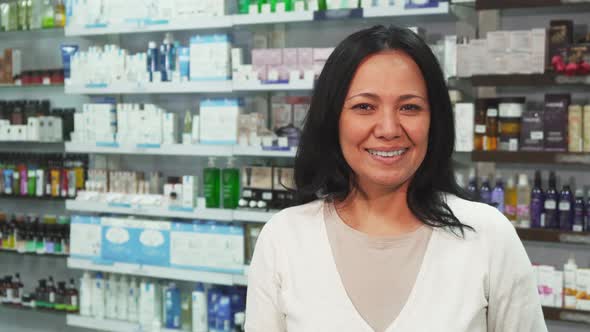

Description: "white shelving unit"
232 11 314 25
65 142 296 158
233 79 314 91
66 200 235 221
65 16 234 36
65 142 234 157
67 315 180 332
67 258 248 286
363 2 450 17
67 200 274 223
64 81 234 95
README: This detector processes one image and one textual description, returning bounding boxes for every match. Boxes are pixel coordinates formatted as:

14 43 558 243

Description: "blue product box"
137 220 171 267
101 217 141 264
178 47 190 80
70 215 102 260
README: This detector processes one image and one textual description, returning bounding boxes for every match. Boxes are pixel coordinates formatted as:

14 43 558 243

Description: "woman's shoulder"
442 193 518 241
260 199 326 237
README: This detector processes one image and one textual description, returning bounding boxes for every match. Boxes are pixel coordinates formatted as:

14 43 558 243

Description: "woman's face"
339 50 431 193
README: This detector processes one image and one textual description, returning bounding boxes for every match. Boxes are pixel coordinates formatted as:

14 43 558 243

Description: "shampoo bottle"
573 189 585 232
164 283 181 329
504 176 517 223
222 157 240 209
467 169 479 200
117 275 129 321
490 173 505 213
92 273 105 319
191 283 207 332
544 172 559 229
181 293 192 331
105 274 118 319
127 277 139 323
530 170 545 228
564 255 578 309
79 272 92 316
204 157 221 208
558 185 573 231
479 176 492 205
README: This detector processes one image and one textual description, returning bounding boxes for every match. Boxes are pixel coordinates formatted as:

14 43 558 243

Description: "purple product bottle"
572 189 585 232
558 185 573 231
491 175 505 213
586 190 590 232
467 170 479 200
544 172 559 229
530 171 544 228
480 176 492 205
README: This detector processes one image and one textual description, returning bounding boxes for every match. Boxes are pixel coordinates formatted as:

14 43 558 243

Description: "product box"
271 96 293 131
520 109 545 151
544 94 570 151
568 105 583 152
530 28 547 74
537 265 556 307
70 215 102 260
584 105 590 153
454 103 474 152
297 48 313 66
553 271 564 308
576 269 590 311
199 98 242 145
100 217 141 264
170 221 244 273
272 167 295 209
178 47 190 81
468 39 489 75
240 166 274 207
548 20 573 70
137 220 170 267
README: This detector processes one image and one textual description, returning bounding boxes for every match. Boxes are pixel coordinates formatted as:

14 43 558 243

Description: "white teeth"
367 149 407 158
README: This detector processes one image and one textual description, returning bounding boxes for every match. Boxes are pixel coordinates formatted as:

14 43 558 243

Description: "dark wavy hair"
294 25 473 235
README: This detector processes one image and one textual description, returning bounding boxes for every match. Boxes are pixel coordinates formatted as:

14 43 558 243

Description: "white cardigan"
245 195 548 332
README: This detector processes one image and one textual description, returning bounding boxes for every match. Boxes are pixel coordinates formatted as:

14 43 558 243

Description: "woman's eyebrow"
398 94 427 102
345 92 380 101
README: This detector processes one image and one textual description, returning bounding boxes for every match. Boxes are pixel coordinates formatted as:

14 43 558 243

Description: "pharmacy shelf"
0 83 64 89
233 210 276 223
66 200 234 222
65 16 233 37
0 142 65 153
543 307 590 325
476 0 590 10
67 315 179 332
0 249 68 258
471 151 590 166
67 258 248 286
65 142 234 157
64 81 233 95
363 2 450 17
232 10 314 25
0 195 67 202
232 80 314 91
468 74 590 87
0 27 64 39
517 228 590 245
232 146 297 158
65 142 296 158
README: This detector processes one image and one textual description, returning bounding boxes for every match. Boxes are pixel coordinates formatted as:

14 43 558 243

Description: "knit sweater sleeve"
485 208 548 332
245 218 287 332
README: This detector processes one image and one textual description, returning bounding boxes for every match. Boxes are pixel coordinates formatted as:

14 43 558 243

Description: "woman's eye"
400 104 422 112
352 103 375 112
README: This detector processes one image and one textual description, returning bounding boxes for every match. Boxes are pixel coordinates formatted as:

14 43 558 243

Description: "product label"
49 293 55 303
545 200 557 210
505 205 517 216
475 125 486 134
71 296 78 306
573 225 584 232
487 108 498 117
559 202 571 211
531 131 544 140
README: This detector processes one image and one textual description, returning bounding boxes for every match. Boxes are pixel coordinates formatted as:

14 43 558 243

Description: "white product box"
190 34 231 81
454 103 474 152
70 215 102 260
553 271 564 308
173 183 184 205
170 221 244 273
456 43 472 78
467 39 488 75
537 265 556 307
27 118 41 141
509 30 532 53
443 35 457 79
199 99 242 145
531 29 547 74
182 175 196 208
11 125 27 141
576 269 590 311
191 115 200 144
487 31 510 53
0 120 9 140
162 112 177 144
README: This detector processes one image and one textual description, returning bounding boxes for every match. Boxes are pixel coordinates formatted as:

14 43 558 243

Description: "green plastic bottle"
222 158 240 209
204 157 221 208
41 0 54 29
238 0 250 13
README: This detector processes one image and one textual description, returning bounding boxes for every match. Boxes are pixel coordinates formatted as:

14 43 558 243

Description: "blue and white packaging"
70 215 102 260
170 221 244 273
101 217 141 264
199 99 243 145
60 44 79 79
189 34 231 81
178 47 190 81
405 0 442 9
137 220 171 267
208 287 223 330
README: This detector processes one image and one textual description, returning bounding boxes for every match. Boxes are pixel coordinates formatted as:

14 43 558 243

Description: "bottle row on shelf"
453 92 590 154
461 170 590 232
0 99 74 142
0 153 87 198
537 256 590 312
77 271 246 332
0 213 70 255
0 0 65 32
0 274 78 312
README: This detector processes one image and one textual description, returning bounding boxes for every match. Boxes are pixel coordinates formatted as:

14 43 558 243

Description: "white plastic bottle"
117 275 129 321
191 283 207 332
92 272 105 319
105 274 118 319
564 255 578 309
127 277 139 323
79 271 92 316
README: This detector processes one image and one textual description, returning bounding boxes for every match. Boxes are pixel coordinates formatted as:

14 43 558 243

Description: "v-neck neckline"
319 201 439 332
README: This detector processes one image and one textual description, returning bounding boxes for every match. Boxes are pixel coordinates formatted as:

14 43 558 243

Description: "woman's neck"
334 182 423 237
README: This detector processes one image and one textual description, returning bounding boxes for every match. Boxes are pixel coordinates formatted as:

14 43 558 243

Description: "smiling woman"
245 25 547 332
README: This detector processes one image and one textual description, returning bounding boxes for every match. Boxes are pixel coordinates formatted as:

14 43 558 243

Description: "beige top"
324 202 433 332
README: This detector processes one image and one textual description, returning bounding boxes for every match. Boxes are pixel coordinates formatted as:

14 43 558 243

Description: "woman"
245 25 546 332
